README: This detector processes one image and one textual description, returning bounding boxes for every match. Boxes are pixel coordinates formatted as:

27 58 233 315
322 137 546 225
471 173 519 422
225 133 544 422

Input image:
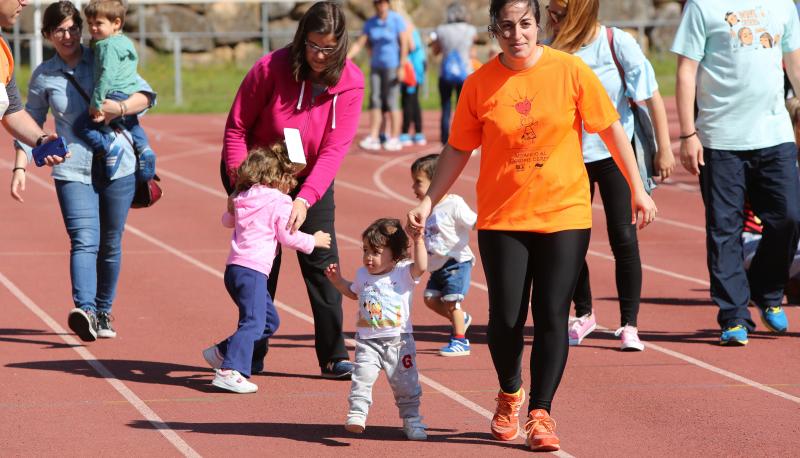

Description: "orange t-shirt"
449 46 619 233
0 36 13 85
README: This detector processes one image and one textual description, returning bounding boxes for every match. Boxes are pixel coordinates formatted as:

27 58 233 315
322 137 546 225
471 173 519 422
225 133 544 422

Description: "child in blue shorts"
411 154 477 356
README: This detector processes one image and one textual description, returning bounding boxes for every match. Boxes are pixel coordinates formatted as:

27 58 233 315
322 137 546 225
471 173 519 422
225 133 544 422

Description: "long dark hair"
42 0 83 38
289 1 349 87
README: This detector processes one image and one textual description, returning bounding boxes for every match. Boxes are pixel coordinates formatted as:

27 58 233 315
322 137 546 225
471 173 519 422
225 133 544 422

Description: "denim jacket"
20 45 156 184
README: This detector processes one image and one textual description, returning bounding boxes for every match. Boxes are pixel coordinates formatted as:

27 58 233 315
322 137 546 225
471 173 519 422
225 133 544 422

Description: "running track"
1 100 798 457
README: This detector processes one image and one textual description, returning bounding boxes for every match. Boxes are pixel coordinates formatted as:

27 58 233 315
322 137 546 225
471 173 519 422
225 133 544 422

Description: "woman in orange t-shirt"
407 0 656 451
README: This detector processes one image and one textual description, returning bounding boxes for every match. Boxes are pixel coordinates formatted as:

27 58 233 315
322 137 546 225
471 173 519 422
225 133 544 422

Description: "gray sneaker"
96 312 116 339
68 308 97 342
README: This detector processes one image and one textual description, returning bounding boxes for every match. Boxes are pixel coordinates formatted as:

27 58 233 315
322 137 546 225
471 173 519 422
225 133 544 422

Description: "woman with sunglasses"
545 0 674 351
407 0 656 451
10 1 155 342
219 1 364 380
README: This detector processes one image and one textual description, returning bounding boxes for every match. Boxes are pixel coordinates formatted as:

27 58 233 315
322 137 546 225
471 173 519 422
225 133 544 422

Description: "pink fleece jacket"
222 185 315 275
222 47 365 206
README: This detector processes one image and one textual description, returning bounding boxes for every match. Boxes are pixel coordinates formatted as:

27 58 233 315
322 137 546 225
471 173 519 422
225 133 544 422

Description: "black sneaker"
321 359 353 379
96 312 117 339
68 308 98 342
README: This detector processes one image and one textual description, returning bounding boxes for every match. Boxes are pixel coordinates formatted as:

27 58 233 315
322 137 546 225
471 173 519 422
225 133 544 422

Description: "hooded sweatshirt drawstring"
297 81 338 130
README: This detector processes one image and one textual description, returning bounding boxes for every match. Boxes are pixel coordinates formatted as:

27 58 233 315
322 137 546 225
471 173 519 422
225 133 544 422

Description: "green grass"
12 49 678 114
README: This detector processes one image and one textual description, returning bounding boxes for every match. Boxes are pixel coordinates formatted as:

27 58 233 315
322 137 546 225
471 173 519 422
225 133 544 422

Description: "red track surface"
1 101 798 457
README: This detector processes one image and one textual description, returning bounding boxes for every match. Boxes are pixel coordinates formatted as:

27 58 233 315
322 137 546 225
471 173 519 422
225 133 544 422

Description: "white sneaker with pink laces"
614 325 644 351
568 313 596 345
212 369 258 393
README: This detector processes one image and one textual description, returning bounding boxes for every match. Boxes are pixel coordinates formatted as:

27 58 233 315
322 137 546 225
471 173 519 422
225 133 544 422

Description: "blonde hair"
235 143 298 194
547 0 599 54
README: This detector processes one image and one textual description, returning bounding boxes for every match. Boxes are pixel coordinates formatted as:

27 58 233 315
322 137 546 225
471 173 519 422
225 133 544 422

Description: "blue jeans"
217 264 280 377
438 77 463 145
699 142 800 330
74 91 152 158
55 172 136 314
424 259 472 303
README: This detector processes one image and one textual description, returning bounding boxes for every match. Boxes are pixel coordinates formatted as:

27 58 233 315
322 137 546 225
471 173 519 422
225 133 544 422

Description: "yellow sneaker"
490 388 525 441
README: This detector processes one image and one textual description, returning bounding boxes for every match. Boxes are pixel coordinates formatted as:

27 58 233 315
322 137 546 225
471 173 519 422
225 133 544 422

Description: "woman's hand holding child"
314 230 331 249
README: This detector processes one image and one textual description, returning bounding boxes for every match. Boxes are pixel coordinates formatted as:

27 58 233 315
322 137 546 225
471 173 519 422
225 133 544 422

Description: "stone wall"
16 0 683 67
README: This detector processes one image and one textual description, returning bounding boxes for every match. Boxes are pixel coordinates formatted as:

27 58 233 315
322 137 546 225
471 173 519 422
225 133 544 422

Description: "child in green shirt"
76 0 155 180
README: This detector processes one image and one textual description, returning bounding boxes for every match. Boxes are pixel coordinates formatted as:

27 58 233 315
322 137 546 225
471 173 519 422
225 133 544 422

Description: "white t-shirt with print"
425 194 477 272
350 260 420 339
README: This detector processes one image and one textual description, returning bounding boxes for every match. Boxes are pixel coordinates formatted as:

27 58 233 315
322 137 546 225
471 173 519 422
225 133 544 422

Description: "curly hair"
362 218 410 262
235 143 298 194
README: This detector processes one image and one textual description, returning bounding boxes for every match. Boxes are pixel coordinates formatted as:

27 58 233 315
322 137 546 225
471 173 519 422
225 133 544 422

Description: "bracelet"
119 101 127 116
12 167 25 173
35 134 49 146
295 197 310 209
679 131 697 140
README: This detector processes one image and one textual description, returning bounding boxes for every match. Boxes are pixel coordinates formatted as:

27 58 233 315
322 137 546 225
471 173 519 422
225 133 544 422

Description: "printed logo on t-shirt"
357 284 404 329
511 92 538 143
725 7 781 51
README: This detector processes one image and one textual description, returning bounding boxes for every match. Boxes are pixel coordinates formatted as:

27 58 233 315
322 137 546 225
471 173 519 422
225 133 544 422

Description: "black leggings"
401 84 422 135
573 157 642 326
479 228 590 413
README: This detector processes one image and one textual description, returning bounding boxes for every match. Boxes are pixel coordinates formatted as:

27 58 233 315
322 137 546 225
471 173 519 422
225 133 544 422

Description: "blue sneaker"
321 359 353 379
398 133 413 146
136 147 156 182
720 325 748 346
439 337 470 356
759 306 788 332
413 133 427 145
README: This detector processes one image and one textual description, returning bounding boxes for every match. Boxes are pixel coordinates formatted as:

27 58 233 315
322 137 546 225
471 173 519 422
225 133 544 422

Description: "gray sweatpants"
348 334 422 421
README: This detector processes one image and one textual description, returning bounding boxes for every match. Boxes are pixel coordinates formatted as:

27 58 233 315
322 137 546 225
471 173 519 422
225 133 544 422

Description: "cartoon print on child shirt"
726 7 781 51
357 283 404 329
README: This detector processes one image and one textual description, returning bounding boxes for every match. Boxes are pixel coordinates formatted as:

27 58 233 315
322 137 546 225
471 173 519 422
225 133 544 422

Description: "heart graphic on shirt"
514 99 531 116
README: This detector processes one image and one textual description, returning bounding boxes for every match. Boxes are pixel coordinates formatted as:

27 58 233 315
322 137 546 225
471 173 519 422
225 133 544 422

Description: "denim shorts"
424 259 472 302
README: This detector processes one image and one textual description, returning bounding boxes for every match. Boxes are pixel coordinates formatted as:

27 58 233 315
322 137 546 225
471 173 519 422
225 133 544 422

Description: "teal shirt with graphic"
671 0 800 150
92 34 139 109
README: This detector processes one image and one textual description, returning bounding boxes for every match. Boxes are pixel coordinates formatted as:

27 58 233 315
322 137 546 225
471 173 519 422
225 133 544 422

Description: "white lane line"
366 154 800 406
0 272 202 458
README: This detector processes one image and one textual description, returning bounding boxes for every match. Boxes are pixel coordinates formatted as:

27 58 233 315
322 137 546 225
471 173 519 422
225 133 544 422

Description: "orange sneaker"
524 409 560 451
490 388 525 441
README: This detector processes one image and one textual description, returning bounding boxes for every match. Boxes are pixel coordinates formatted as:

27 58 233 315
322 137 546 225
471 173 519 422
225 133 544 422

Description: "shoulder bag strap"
61 69 137 156
605 27 636 109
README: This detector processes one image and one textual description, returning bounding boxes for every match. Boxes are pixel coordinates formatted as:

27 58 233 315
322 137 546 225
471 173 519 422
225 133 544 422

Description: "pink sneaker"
568 312 596 346
614 325 644 351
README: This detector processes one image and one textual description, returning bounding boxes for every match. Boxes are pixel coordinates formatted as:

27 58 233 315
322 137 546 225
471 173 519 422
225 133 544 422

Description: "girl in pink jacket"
205 144 331 393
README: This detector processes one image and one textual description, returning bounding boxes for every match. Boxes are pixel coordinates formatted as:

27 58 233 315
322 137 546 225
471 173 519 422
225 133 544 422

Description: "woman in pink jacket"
218 1 365 379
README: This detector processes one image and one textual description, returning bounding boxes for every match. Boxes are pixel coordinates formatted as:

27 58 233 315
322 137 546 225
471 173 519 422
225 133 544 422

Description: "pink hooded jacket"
222 185 315 276
222 47 365 206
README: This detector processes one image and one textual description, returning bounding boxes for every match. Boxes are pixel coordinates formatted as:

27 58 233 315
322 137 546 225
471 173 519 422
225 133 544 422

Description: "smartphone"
32 137 68 167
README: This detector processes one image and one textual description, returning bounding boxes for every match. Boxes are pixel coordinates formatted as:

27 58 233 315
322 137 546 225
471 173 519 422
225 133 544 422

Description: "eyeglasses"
488 16 539 39
305 40 336 56
546 5 567 24
52 25 81 39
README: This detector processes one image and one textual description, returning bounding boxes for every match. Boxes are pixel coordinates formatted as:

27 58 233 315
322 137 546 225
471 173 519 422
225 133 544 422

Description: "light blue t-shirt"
671 0 800 150
363 11 406 70
575 26 658 163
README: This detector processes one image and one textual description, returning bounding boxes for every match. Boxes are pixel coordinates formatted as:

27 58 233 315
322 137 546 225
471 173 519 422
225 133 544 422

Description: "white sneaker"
345 414 366 433
402 416 427 440
211 369 258 393
359 136 381 151
202 345 224 369
615 325 645 351
383 137 403 151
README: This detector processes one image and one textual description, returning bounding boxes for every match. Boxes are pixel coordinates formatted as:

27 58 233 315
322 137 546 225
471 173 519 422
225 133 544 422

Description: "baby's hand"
314 230 331 249
91 109 105 123
324 263 341 280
